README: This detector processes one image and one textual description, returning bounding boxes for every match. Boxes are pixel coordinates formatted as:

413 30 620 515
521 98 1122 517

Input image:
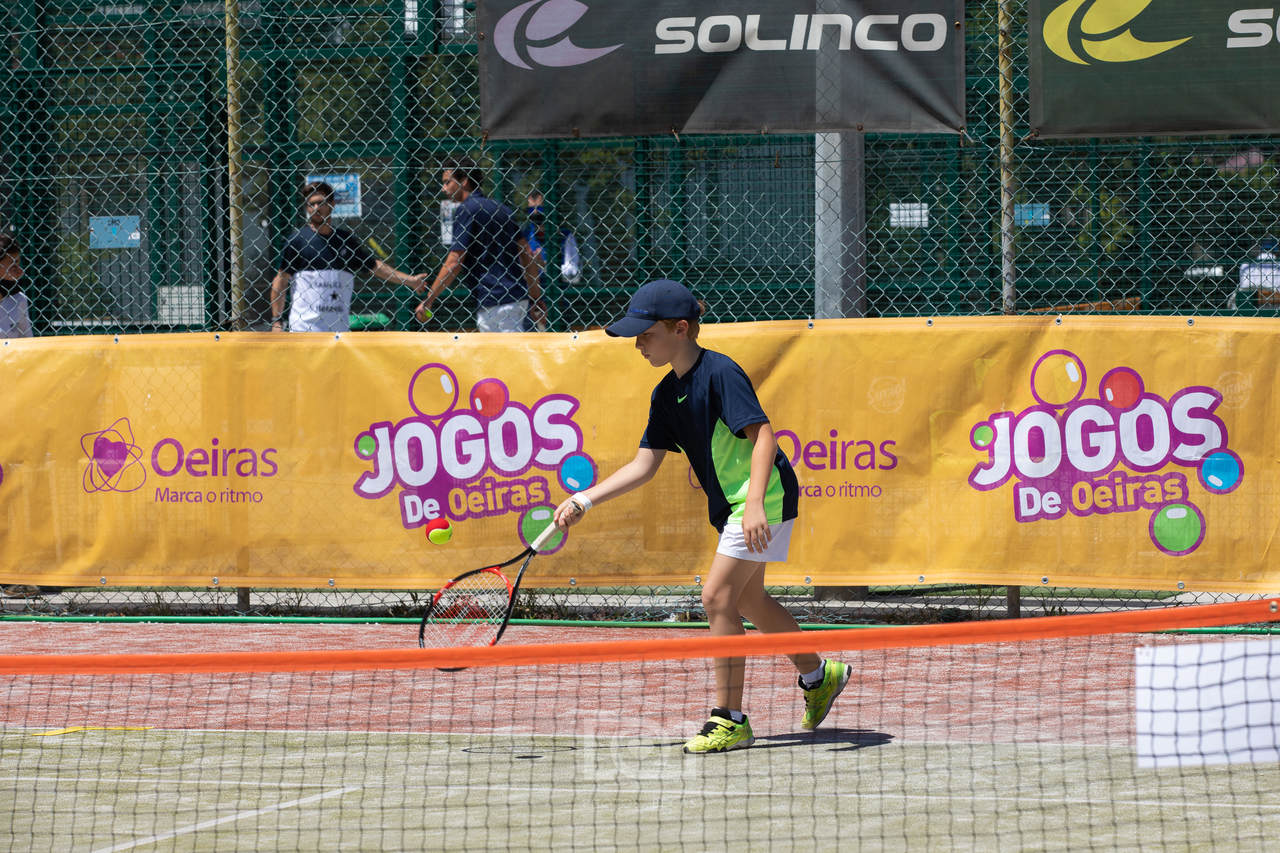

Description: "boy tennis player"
551 279 850 754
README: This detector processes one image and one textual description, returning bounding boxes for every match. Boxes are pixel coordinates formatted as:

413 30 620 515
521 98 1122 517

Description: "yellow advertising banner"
1 317 1276 591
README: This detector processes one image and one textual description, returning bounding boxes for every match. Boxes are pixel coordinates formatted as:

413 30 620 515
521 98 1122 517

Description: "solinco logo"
1043 0 1190 64
494 0 622 69
493 1 954 69
655 13 950 54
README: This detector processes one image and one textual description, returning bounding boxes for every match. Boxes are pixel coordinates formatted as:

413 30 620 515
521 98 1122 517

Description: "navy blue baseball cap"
605 279 702 337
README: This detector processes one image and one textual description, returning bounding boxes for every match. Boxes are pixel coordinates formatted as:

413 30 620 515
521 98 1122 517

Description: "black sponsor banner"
1032 0 1280 137
479 0 965 139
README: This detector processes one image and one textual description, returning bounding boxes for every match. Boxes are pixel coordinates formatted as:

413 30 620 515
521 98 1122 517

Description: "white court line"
9 775 1278 820
0 725 1165 747
5 776 336 789
86 785 361 853
406 783 1280 813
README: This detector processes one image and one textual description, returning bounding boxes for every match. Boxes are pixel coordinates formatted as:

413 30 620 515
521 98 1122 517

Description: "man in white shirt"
0 233 32 339
1235 237 1280 310
269 182 426 332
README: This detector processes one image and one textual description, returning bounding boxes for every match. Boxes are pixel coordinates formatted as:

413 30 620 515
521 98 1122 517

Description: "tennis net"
2 600 1279 851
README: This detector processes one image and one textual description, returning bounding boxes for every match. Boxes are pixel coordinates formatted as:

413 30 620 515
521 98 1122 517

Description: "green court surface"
4 621 1280 850
5 727 1278 851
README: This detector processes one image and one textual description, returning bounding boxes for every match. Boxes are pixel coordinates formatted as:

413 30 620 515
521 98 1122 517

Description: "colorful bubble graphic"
1149 503 1205 556
1198 450 1242 495
1099 367 1143 411
356 433 377 459
558 453 597 493
470 378 509 419
967 350 1244 558
409 363 459 419
1030 350 1086 407
519 505 563 552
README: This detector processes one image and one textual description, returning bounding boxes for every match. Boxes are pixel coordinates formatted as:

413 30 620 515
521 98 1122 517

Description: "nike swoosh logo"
677 395 688 403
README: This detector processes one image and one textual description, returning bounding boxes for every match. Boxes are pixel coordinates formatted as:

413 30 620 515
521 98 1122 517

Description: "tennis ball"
425 517 453 545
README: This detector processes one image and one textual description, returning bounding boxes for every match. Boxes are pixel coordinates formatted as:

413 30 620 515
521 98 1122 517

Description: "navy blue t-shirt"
451 192 527 309
278 226 375 275
641 349 799 533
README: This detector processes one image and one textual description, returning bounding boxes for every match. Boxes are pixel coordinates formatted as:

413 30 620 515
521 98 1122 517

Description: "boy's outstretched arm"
552 447 666 530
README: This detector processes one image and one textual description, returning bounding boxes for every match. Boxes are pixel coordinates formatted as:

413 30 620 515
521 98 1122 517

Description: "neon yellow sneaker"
800 660 851 730
682 711 755 754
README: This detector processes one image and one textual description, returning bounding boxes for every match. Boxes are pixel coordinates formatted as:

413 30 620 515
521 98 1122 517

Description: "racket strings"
420 568 512 649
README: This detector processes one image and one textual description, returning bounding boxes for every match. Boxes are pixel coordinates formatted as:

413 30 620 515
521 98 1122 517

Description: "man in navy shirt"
415 158 544 332
269 181 425 333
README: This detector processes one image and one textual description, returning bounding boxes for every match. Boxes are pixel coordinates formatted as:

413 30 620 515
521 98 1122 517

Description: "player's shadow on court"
465 730 895 758
753 728 894 752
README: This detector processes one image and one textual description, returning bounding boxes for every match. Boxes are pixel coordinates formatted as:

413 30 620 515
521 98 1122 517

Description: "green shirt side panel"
711 421 785 527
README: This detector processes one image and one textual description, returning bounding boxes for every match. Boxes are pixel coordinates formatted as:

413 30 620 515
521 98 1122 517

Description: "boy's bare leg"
734 563 822 675
701 552 758 710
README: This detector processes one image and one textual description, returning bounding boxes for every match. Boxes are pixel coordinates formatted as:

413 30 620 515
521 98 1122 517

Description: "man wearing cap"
547 279 847 755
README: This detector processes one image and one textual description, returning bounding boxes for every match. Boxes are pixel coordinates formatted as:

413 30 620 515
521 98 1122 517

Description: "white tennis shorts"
715 518 794 563
476 299 529 333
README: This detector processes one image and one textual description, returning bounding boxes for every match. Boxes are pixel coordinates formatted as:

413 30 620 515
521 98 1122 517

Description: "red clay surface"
0 622 1210 745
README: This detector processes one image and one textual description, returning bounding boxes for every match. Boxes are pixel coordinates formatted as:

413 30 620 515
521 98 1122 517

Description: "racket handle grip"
530 522 560 552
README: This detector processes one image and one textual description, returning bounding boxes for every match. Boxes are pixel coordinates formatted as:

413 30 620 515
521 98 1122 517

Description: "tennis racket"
418 521 561 652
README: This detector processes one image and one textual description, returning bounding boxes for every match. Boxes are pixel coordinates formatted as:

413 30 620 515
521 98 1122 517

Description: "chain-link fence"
5 2 1278 337
3 3 1276 619
1 583 1262 624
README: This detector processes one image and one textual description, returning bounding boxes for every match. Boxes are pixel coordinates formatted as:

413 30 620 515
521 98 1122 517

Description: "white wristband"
570 493 593 514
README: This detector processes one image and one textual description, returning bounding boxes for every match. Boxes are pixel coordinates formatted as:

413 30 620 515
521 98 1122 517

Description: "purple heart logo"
93 435 129 478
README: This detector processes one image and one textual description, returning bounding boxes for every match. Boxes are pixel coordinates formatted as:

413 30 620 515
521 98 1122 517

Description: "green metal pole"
143 5 167 333
388 0 415 330
226 0 247 330
997 0 1018 314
